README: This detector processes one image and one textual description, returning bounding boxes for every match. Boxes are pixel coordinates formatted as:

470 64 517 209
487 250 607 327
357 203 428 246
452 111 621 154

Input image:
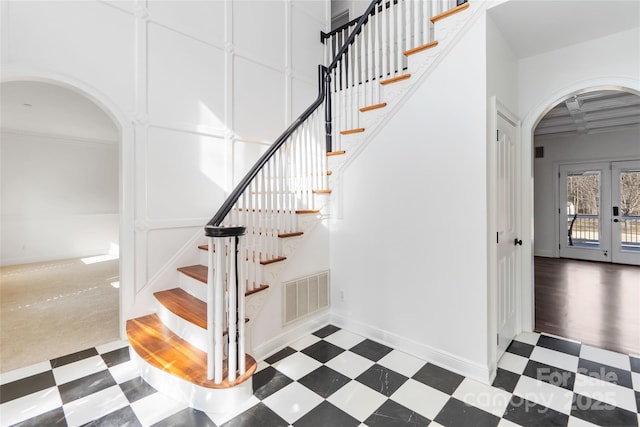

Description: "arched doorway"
0 77 132 371
522 84 640 356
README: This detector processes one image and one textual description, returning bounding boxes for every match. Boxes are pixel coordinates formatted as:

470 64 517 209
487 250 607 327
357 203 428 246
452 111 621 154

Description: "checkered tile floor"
2 326 639 426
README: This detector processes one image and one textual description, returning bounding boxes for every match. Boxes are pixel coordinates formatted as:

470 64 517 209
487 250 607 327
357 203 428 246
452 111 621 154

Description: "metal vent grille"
284 271 330 325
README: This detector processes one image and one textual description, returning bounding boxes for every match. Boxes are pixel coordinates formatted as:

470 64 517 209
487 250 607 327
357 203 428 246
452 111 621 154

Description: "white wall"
329 17 490 381
1 130 119 264
2 0 329 330
518 27 640 121
485 13 518 377
534 127 640 257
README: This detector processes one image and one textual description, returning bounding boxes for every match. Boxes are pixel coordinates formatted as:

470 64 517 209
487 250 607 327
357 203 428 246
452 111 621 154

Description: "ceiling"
488 1 640 138
1 81 119 142
535 90 640 137
488 0 640 59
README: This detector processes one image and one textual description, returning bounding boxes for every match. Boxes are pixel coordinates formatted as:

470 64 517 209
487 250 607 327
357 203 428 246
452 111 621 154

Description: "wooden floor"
535 257 640 356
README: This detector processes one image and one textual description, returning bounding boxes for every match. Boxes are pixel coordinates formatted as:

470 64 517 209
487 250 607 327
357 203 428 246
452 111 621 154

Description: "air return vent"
283 271 330 325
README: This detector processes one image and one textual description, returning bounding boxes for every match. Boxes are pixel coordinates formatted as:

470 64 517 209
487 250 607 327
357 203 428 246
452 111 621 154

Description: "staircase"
126 0 476 413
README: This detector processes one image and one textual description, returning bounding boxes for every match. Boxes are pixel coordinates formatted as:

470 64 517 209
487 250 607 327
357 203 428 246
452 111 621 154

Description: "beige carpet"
1 257 120 373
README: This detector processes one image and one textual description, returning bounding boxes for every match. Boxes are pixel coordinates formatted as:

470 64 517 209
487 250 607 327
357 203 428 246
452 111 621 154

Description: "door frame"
519 79 640 333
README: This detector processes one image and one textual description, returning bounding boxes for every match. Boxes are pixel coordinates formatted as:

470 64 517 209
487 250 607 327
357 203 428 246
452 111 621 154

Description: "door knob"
514 238 523 246
613 218 619 223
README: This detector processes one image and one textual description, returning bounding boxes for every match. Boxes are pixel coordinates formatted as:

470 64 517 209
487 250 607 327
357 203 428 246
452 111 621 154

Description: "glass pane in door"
619 169 640 253
566 171 601 248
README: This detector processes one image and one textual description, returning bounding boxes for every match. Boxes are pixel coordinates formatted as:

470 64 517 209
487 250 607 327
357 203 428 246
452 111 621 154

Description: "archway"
0 72 134 370
520 81 640 354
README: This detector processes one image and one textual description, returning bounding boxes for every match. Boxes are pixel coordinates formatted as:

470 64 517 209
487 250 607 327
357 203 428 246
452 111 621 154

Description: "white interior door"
560 163 611 262
496 112 520 358
611 160 640 265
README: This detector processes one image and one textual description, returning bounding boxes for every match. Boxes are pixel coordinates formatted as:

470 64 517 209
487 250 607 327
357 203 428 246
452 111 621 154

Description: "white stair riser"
130 347 253 413
179 274 207 302
156 302 208 352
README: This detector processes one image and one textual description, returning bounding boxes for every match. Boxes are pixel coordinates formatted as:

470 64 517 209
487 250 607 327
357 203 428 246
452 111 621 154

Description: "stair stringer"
326 1 488 217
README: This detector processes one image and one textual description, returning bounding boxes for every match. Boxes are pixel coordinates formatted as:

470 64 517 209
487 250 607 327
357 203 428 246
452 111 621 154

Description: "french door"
559 160 640 265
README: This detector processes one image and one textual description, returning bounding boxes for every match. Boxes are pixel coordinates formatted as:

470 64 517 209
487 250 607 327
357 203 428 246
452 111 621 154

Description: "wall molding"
1 128 119 146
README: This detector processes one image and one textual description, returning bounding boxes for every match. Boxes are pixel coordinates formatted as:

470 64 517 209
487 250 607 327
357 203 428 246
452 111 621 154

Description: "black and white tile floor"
2 325 639 426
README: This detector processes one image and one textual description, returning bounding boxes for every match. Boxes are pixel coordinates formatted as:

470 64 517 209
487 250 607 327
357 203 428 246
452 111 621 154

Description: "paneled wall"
2 0 329 315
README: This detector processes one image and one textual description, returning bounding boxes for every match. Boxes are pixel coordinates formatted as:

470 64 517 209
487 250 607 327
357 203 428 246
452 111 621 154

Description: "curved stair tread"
177 264 270 296
155 288 206 329
177 265 208 283
126 314 256 389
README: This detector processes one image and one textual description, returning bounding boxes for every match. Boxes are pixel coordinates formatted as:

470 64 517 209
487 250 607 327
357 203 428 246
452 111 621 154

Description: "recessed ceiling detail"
535 90 640 137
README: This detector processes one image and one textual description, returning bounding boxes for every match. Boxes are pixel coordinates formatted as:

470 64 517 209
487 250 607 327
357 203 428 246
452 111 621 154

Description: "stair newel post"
205 225 247 384
324 70 333 153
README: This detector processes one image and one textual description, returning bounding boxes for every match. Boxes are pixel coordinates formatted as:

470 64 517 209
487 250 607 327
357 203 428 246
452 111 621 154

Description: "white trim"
520 78 640 333
1 66 135 340
1 128 119 146
252 311 330 361
331 313 493 384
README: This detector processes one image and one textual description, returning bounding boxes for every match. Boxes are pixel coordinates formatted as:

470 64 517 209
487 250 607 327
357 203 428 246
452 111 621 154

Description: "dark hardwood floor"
535 257 640 356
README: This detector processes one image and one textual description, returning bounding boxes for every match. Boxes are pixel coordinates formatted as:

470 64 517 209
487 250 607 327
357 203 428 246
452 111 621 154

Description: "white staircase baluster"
355 33 362 116
366 9 374 106
389 0 396 75
207 238 215 380
405 0 412 54
213 236 224 383
396 0 403 73
373 8 381 102
238 235 246 376
381 2 389 79
227 236 237 383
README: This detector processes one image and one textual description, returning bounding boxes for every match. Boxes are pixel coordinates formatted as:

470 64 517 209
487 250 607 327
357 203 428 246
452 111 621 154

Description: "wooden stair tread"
326 150 346 157
312 189 332 194
155 288 206 329
404 40 439 56
126 314 256 389
246 284 269 297
380 74 411 85
360 102 387 113
177 263 271 296
178 264 208 283
295 209 321 214
340 128 365 135
431 2 469 23
155 288 251 332
260 256 287 266
278 231 304 238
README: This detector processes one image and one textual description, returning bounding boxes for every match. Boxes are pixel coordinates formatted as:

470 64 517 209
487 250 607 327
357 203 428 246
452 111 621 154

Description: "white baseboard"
252 311 330 361
330 313 492 384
